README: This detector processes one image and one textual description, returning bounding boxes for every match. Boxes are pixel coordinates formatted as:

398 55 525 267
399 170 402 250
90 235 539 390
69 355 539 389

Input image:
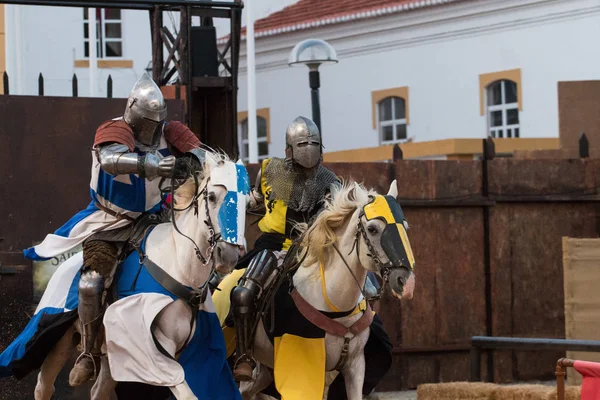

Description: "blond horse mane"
297 180 377 268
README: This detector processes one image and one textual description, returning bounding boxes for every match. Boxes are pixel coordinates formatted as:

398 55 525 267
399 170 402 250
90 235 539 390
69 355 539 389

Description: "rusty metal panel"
558 80 600 150
324 162 393 194
488 158 590 196
489 204 514 383
434 208 485 344
508 203 596 380
381 207 438 349
438 353 471 383
379 208 485 351
395 160 482 199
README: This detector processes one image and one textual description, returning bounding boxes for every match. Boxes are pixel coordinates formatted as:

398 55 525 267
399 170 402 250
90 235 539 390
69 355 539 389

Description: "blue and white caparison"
0 158 251 399
210 159 251 247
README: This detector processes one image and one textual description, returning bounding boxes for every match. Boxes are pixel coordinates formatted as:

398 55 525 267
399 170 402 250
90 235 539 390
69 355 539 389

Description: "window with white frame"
84 8 123 58
378 96 407 144
486 80 520 138
239 116 269 162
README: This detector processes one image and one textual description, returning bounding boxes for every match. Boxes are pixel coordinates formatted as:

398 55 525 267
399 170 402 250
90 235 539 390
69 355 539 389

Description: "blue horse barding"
0 152 250 400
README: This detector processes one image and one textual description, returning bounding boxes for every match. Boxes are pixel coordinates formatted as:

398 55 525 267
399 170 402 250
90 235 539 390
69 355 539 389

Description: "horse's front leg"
341 352 366 400
152 299 196 400
35 324 77 400
90 355 116 400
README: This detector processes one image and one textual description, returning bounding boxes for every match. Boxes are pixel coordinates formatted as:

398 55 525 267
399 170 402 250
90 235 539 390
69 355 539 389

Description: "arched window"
240 116 269 162
486 80 520 138
378 96 407 144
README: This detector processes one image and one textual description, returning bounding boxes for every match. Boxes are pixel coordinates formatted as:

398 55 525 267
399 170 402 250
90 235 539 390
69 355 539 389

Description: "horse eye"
367 225 378 235
208 192 217 203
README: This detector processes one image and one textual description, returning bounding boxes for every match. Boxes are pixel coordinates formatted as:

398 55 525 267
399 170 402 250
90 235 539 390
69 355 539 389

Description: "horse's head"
354 180 415 300
300 179 415 301
173 152 250 275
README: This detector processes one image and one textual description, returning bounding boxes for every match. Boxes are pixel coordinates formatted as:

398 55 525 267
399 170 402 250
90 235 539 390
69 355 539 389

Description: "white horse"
236 180 416 400
28 152 248 400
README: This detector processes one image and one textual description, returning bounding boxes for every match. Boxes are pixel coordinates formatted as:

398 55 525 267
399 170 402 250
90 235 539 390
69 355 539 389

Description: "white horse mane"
173 150 232 210
297 180 377 268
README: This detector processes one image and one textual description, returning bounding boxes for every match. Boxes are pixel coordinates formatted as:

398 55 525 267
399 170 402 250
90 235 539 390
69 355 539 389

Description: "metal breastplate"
263 158 338 214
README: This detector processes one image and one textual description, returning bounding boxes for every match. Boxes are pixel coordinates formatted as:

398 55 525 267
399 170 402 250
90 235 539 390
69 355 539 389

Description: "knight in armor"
229 116 394 398
229 116 339 381
23 73 206 386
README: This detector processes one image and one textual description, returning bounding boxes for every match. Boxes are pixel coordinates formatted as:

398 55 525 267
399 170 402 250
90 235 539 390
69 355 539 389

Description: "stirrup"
233 356 256 382
74 352 99 380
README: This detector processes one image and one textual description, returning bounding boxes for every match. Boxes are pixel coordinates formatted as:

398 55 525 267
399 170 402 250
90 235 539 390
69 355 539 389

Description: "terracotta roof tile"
219 0 467 42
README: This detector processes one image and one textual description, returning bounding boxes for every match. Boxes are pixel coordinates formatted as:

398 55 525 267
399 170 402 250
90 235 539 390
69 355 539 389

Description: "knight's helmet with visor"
123 73 167 147
285 116 322 169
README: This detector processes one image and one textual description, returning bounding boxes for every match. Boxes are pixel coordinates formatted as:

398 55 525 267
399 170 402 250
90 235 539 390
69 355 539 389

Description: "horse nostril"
217 245 222 259
397 276 406 287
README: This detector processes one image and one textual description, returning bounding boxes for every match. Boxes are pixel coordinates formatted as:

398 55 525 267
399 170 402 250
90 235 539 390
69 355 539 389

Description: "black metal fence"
2 71 114 98
470 336 600 382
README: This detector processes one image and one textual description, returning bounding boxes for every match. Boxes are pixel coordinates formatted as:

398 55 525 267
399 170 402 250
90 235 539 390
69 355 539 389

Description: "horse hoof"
233 364 254 382
68 359 95 386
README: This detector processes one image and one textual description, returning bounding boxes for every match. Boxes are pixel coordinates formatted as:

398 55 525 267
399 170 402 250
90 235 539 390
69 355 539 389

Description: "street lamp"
288 39 338 134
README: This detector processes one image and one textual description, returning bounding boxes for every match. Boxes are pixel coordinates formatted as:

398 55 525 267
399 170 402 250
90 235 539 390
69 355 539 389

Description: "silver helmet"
123 73 167 146
285 116 322 169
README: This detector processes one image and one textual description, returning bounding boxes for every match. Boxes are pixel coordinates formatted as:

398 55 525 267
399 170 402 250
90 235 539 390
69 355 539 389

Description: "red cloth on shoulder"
93 119 135 151
575 360 600 400
164 120 201 153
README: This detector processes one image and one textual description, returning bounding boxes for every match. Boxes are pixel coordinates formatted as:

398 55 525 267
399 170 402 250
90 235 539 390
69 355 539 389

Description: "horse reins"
331 209 399 305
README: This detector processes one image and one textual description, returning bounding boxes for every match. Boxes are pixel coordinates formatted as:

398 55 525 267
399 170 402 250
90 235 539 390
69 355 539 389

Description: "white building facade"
1 0 294 98
2 0 600 159
233 0 600 159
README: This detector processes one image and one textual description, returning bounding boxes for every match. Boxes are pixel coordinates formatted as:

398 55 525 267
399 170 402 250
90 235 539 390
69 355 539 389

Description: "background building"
233 0 600 160
3 0 599 159
0 0 290 98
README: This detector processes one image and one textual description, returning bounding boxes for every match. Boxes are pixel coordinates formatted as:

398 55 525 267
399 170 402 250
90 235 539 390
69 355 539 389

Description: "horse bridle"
159 167 223 295
169 176 219 263
332 200 406 303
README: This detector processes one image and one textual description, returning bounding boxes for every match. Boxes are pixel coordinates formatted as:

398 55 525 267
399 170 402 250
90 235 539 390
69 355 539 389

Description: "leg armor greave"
231 250 279 370
78 269 105 358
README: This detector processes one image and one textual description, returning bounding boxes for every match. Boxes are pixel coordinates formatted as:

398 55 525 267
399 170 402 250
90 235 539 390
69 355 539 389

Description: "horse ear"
349 182 361 202
205 154 217 170
387 179 398 199
329 182 341 200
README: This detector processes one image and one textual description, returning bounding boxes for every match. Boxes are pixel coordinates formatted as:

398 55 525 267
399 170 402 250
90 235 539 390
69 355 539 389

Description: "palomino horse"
233 180 416 400
0 152 249 400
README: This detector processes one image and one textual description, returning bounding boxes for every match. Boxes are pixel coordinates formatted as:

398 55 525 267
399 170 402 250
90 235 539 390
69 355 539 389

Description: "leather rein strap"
290 288 373 338
140 255 205 358
142 256 207 309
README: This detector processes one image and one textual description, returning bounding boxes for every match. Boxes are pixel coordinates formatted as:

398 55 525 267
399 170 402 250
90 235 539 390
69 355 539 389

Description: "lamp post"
288 39 338 135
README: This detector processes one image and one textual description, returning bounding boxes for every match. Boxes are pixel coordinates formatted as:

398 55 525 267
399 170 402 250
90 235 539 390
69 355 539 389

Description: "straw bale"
416 382 580 400
416 382 498 400
544 385 581 400
490 384 552 400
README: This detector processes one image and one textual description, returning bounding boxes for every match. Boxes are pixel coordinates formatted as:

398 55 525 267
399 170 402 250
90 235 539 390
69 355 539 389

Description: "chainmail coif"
263 158 339 213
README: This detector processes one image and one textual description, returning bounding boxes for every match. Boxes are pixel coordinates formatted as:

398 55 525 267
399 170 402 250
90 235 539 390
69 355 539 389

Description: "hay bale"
417 382 498 400
489 384 581 400
545 386 581 400
490 384 553 400
416 382 581 400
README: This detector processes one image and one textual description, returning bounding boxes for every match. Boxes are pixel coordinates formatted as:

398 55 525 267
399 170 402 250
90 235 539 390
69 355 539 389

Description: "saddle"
85 210 166 304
